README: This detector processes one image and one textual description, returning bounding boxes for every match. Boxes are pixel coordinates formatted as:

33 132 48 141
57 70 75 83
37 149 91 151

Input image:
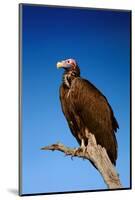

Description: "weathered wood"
41 130 122 189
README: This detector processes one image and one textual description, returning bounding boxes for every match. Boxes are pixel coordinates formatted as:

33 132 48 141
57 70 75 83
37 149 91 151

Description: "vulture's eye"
67 61 70 63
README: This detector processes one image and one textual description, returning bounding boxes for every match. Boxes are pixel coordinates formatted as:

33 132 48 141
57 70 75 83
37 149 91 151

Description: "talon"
73 146 86 156
71 156 74 160
70 148 78 160
70 140 87 160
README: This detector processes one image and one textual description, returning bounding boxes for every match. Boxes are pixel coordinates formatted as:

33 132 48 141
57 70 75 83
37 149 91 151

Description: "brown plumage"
57 58 119 165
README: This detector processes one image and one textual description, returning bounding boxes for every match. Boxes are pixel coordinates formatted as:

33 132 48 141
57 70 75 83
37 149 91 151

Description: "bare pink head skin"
57 58 80 75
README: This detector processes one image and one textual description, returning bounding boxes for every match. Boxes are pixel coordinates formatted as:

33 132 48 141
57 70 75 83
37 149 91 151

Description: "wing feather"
69 78 118 165
59 77 119 165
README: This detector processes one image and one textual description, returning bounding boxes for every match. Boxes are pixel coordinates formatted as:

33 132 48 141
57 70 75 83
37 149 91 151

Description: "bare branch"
41 143 89 158
41 131 122 189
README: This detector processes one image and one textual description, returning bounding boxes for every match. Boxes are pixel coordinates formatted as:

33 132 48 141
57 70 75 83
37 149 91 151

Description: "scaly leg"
80 139 85 149
80 139 87 156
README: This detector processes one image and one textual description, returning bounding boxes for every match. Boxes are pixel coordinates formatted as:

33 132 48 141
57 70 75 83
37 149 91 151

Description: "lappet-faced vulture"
57 58 119 165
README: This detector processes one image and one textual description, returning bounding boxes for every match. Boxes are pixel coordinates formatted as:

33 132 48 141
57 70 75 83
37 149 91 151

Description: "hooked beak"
56 61 64 69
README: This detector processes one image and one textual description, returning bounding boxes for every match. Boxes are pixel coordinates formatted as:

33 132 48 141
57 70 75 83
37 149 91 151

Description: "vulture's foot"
71 146 87 159
71 139 87 159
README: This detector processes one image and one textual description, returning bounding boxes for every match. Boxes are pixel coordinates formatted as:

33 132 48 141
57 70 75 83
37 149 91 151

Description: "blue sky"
21 4 131 195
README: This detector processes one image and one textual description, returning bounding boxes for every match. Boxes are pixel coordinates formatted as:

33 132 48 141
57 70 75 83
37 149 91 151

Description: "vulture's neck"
63 70 80 89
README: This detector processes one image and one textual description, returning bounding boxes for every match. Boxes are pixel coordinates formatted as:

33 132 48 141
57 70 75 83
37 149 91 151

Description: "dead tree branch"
41 131 122 189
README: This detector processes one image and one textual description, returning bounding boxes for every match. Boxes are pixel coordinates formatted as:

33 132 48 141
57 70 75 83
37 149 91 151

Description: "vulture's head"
56 58 80 76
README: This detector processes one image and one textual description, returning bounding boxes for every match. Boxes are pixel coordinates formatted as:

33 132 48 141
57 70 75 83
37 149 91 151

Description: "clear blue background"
21 4 131 194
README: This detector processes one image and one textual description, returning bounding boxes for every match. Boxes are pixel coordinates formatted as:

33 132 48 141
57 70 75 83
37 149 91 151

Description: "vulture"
56 58 119 165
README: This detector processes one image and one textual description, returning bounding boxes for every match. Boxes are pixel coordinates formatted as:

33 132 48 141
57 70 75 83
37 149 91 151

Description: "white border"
0 0 134 199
